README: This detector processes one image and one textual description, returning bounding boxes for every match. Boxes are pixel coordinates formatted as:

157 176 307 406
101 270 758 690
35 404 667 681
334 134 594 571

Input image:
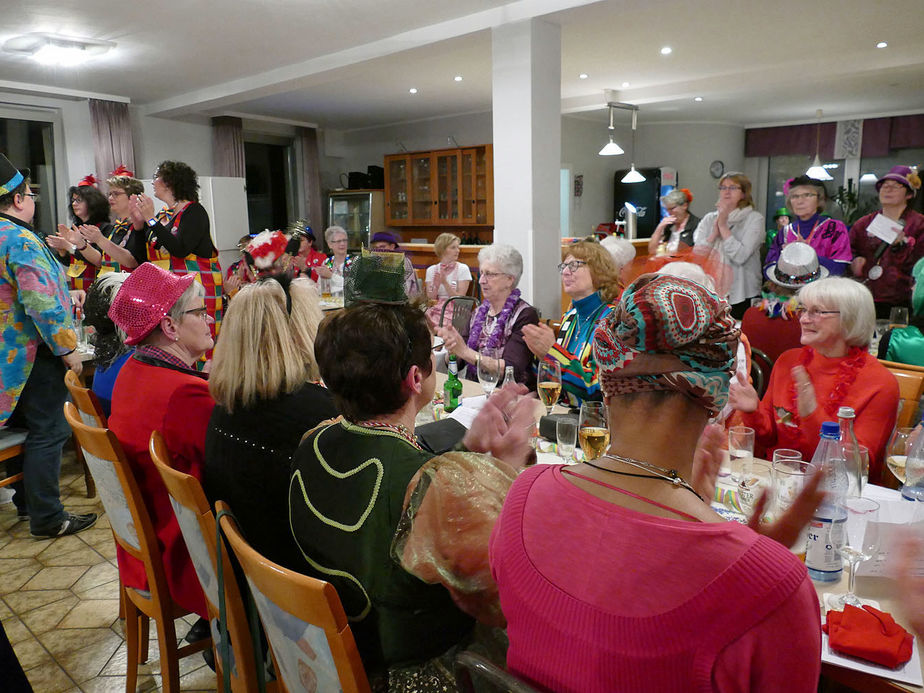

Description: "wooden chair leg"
139 612 150 663
156 616 181 693
123 596 140 693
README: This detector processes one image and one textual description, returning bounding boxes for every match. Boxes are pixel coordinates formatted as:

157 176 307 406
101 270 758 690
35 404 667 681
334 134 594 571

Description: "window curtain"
88 99 134 183
746 114 924 158
211 116 245 177
298 127 323 227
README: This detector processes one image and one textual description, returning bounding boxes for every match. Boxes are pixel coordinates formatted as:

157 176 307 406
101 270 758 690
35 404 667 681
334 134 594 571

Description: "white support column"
491 19 561 319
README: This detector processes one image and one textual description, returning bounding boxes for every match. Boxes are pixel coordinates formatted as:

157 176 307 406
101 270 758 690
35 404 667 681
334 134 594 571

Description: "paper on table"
855 490 924 578
820 597 923 687
866 213 903 245
446 395 486 429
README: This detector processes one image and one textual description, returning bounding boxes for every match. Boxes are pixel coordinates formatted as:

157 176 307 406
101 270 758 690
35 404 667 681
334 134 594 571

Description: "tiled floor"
0 451 218 692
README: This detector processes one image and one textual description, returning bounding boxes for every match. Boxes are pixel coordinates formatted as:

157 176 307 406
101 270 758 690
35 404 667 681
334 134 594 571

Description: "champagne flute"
477 347 501 398
578 401 609 461
831 497 880 609
537 361 562 415
887 426 914 485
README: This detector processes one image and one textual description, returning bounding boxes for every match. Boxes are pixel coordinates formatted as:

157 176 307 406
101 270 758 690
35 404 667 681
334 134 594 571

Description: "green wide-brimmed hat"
344 249 408 307
773 207 791 220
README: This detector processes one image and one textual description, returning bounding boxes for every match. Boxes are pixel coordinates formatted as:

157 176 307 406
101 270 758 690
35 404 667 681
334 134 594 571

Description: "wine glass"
537 361 562 415
887 427 915 486
831 497 880 609
578 402 609 461
556 418 578 463
889 306 910 330
477 347 501 398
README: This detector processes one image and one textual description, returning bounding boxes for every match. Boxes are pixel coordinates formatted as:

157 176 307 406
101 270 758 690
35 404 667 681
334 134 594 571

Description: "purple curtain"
211 116 245 177
747 114 924 158
298 127 323 227
88 99 134 183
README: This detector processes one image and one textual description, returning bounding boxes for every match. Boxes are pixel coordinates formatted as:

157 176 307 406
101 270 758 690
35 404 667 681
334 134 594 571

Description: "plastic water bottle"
902 415 924 501
837 406 864 497
805 422 849 582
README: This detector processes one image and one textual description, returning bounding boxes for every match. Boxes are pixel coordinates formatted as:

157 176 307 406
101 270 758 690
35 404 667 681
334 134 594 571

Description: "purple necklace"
465 288 521 378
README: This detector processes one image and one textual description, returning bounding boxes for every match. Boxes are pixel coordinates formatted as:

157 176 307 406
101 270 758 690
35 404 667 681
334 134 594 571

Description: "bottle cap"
837 406 856 419
820 421 840 438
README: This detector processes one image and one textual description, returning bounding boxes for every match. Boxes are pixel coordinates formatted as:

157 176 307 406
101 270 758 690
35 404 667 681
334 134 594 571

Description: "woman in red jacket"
107 263 215 632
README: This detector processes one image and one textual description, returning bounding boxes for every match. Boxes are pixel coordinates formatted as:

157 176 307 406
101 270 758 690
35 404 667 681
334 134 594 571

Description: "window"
0 117 58 229
244 140 296 235
766 154 845 224
858 147 924 216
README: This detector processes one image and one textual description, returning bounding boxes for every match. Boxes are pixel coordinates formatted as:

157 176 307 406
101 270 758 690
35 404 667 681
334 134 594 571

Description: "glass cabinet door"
435 151 460 223
460 149 476 223
474 148 489 224
386 156 409 223
410 154 433 223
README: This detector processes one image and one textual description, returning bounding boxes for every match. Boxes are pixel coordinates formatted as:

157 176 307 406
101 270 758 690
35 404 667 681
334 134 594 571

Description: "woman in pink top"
490 274 824 693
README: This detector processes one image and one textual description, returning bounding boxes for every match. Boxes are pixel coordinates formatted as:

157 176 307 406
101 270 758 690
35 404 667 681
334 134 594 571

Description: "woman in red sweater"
729 276 898 482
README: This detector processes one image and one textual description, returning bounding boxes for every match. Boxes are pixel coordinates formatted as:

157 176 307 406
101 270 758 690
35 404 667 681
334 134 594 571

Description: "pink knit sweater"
490 465 821 692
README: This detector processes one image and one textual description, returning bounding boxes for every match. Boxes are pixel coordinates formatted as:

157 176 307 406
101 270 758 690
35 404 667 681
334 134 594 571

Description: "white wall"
561 115 625 235
131 108 213 178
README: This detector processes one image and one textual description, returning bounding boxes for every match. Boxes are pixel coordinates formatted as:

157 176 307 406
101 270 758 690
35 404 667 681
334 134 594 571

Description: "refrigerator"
327 189 386 252
613 167 677 238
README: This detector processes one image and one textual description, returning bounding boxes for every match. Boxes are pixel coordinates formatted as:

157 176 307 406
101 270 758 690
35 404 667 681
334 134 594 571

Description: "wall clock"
709 160 725 179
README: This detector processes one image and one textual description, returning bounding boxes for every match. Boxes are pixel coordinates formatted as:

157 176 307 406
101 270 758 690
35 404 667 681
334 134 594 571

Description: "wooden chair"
64 369 103 498
439 295 479 338
879 359 924 428
454 651 539 693
63 403 211 693
217 501 371 693
150 431 272 693
0 427 27 489
750 347 773 399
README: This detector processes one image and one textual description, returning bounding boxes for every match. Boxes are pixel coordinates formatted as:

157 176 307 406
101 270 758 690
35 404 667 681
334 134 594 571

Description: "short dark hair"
155 160 200 202
787 175 828 213
314 303 433 421
68 185 110 225
0 177 29 211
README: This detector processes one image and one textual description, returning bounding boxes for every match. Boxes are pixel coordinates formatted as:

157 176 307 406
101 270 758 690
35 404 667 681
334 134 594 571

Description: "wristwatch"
146 217 158 227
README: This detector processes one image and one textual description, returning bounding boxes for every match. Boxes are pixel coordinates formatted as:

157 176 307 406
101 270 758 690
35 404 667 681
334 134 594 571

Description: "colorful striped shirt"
545 292 612 406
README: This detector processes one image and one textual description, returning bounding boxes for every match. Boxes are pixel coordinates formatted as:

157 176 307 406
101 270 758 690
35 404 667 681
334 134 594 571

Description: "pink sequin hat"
108 263 195 345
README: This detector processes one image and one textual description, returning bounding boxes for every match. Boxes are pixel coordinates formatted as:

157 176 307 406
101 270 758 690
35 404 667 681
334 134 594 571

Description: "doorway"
244 141 294 234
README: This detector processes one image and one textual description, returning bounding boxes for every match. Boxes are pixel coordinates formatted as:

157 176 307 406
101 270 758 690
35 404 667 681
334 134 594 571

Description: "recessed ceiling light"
621 81 630 88
3 32 115 67
408 88 418 94
579 73 588 79
454 75 463 82
660 46 672 55
693 96 703 102
876 41 888 48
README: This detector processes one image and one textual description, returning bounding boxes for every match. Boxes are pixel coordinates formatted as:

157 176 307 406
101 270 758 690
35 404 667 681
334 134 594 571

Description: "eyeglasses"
789 192 819 201
24 192 38 199
480 271 508 279
718 185 741 192
795 305 840 319
182 307 209 319
557 260 588 274
107 190 127 198
329 237 348 244
879 182 906 191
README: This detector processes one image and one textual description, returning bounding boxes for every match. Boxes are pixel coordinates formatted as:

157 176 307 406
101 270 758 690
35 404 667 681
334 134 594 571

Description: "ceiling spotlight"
454 75 463 82
579 73 589 79
693 96 704 102
660 46 672 55
408 88 418 94
621 81 630 88
876 41 888 48
3 32 115 67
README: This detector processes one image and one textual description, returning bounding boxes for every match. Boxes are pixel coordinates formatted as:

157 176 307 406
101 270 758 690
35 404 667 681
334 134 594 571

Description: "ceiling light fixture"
660 46 672 55
694 96 704 102
620 108 646 183
876 41 888 48
3 32 115 67
408 87 418 94
860 172 878 183
454 75 463 82
805 108 833 181
621 81 630 88
598 103 625 156
579 73 589 79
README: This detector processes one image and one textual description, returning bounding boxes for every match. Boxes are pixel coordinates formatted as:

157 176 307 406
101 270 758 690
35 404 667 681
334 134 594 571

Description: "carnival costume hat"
786 174 828 197
244 230 289 274
773 207 792 220
108 263 195 345
593 274 739 416
765 241 828 289
286 218 315 240
371 230 403 247
0 153 29 197
876 165 922 193
344 249 408 306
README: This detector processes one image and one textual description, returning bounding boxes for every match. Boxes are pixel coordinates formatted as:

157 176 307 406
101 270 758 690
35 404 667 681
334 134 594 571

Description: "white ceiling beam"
0 78 130 103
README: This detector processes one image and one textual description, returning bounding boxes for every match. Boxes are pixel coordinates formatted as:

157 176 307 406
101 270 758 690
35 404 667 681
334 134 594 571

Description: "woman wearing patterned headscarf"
491 274 823 693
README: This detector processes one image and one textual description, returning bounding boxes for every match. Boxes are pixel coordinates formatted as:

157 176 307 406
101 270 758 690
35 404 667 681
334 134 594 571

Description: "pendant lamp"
620 109 646 183
598 104 624 156
805 109 833 181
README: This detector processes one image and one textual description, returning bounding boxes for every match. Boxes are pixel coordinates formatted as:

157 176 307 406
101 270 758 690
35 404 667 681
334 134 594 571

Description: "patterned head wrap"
593 274 739 416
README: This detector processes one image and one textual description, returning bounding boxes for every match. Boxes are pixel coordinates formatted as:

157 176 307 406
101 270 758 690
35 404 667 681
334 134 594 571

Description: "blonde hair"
719 172 754 209
209 277 322 411
562 240 622 303
434 233 460 258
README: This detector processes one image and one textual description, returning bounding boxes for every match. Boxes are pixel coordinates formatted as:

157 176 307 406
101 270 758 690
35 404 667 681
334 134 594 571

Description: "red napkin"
823 604 914 669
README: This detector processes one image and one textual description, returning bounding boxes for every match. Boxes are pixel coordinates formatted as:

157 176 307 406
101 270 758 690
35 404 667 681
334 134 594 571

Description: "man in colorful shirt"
0 153 97 538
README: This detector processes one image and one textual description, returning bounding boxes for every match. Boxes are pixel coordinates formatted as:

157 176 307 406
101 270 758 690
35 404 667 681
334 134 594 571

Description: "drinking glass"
537 361 562 415
737 459 771 515
728 426 755 482
319 277 332 299
556 418 578 463
477 347 502 398
842 443 869 497
831 497 880 609
887 427 914 485
889 306 910 330
771 457 814 559
578 402 609 461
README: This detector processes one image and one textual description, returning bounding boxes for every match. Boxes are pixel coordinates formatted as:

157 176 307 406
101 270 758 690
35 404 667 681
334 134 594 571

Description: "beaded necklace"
788 346 867 430
354 419 422 449
465 288 521 378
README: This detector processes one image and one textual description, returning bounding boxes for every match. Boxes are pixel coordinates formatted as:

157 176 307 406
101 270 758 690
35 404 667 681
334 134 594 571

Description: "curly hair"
562 240 621 303
84 273 130 369
314 303 432 421
154 161 200 202
68 185 110 225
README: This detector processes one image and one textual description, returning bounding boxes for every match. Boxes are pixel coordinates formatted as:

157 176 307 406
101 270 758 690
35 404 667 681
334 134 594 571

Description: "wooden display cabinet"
385 144 493 228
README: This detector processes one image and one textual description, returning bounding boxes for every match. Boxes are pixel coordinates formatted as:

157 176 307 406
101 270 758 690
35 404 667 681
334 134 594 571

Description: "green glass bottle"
444 355 463 413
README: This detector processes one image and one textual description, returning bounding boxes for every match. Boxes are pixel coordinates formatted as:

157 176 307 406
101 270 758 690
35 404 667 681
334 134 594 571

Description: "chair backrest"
217 501 371 693
62 402 172 600
879 359 924 428
453 651 538 693
440 295 479 337
750 347 774 398
64 369 107 427
149 431 263 692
